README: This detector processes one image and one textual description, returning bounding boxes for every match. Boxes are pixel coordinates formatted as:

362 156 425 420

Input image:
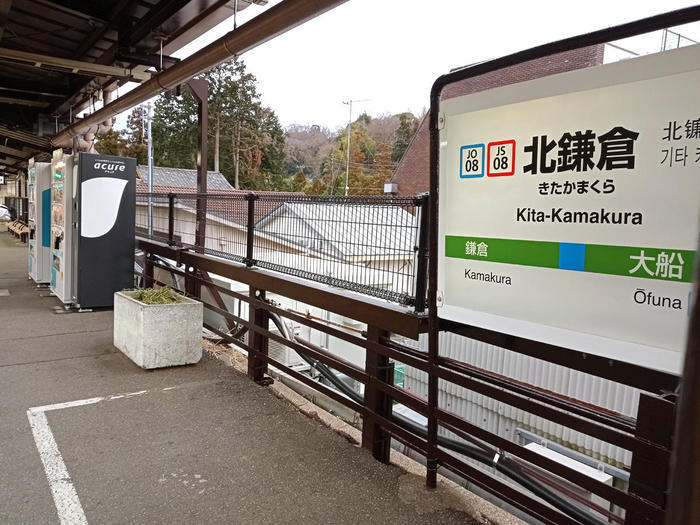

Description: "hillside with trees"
283 111 421 195
95 58 421 195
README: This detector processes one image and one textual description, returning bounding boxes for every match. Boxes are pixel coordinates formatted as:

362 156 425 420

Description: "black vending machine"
71 152 136 309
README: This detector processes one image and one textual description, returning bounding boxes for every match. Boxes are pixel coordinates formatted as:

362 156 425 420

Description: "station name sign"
438 46 700 374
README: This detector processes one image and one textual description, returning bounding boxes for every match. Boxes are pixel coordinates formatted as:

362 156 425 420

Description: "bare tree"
284 124 334 179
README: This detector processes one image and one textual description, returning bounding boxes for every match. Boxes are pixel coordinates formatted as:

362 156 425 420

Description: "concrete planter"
113 291 203 369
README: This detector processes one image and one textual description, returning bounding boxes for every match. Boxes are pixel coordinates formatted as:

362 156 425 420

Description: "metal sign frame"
427 5 700 492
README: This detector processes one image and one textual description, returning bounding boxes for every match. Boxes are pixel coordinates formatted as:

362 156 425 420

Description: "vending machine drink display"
28 158 52 283
50 149 74 302
71 153 136 308
50 150 136 309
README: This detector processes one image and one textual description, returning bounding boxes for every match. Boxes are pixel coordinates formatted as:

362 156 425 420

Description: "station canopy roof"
0 0 266 179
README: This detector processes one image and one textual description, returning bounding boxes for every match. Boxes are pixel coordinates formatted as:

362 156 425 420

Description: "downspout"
75 86 118 153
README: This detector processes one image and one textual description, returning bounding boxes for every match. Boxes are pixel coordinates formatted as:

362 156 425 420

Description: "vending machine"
50 149 75 303
50 150 136 309
28 158 52 283
71 153 136 308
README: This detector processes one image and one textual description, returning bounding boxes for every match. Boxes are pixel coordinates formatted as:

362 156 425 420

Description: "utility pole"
328 153 334 195
147 102 154 236
342 98 369 196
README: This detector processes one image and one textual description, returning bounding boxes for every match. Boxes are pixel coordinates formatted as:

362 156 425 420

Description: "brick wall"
391 45 605 196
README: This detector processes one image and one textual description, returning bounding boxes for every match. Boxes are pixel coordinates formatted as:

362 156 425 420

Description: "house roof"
259 202 418 259
135 173 304 225
136 165 234 191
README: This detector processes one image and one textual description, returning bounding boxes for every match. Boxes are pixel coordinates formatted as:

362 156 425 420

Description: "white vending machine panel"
27 159 52 283
49 149 75 303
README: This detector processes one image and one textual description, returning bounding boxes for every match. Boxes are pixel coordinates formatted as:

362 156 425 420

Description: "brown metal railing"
419 7 699 523
136 237 678 525
129 10 700 523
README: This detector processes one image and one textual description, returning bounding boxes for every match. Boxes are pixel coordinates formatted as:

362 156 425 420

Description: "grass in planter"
127 286 187 305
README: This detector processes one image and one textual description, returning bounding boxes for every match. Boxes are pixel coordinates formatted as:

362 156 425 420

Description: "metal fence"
129 8 700 525
136 236 680 525
135 192 428 309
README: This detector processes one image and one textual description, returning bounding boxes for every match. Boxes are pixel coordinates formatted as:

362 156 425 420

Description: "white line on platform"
26 388 156 525
27 409 88 525
29 390 149 414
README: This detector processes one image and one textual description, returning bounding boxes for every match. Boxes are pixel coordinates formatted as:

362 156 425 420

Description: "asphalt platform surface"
0 233 473 524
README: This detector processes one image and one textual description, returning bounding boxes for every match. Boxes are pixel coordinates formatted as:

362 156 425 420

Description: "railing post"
427 100 440 490
185 265 198 298
414 193 429 313
167 193 175 245
248 287 269 382
666 268 700 525
362 326 393 464
245 192 257 267
144 254 154 288
627 393 676 524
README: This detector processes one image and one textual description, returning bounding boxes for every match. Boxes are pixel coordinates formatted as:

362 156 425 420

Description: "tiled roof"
136 165 233 191
259 202 417 259
135 182 304 225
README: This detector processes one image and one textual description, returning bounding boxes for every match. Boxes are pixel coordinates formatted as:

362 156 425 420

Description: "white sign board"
438 46 700 374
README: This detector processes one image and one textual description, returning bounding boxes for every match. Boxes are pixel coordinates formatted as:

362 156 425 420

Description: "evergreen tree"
207 60 285 190
151 59 285 191
391 112 419 162
126 105 148 144
123 106 149 164
152 89 199 169
291 171 307 192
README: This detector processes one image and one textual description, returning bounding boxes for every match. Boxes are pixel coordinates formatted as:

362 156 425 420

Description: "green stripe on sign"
444 236 559 268
585 244 695 283
444 235 695 283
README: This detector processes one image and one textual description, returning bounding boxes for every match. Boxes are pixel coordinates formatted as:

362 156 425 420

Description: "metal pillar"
666 252 700 524
362 326 393 464
413 193 429 313
147 102 153 236
628 393 675 523
187 78 208 250
245 192 257 267
426 98 441 490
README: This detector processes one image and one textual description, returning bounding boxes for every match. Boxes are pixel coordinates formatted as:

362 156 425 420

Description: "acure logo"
93 161 126 173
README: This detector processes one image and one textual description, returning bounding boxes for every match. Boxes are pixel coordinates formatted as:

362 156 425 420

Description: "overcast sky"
117 1 700 132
